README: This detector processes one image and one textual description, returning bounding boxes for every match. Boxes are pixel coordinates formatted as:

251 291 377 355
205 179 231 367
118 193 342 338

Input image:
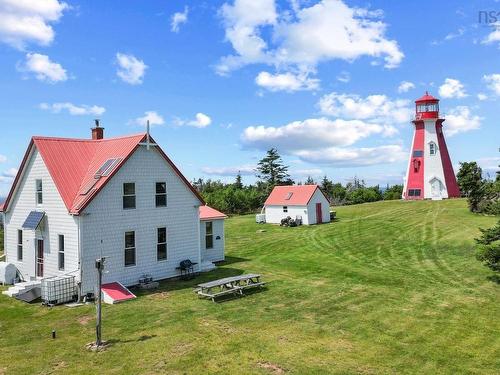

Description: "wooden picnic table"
196 274 265 301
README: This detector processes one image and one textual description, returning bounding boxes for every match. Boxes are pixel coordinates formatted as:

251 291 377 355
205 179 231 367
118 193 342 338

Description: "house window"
124 231 136 266
17 230 23 261
205 222 213 249
36 179 43 204
123 183 136 209
58 235 65 270
429 142 436 155
155 182 167 207
283 206 288 213
157 227 167 261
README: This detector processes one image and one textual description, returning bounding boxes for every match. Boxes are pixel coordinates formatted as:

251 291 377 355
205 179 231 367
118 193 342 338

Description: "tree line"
193 148 403 215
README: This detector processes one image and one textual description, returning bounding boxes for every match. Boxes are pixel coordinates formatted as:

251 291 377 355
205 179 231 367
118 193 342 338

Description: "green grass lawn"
0 199 499 374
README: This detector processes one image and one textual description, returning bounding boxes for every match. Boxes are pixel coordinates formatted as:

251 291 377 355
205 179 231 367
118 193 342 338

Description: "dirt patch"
146 291 170 300
85 341 110 352
257 361 287 374
77 315 92 325
170 342 194 357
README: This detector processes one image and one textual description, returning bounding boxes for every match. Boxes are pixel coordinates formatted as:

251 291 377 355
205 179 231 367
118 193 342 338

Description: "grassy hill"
0 199 498 374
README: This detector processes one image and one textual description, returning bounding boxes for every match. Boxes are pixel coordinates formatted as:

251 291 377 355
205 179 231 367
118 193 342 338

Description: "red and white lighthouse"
402 92 460 200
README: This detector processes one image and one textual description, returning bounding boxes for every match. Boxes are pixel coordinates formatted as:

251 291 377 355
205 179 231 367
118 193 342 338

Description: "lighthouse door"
430 178 442 200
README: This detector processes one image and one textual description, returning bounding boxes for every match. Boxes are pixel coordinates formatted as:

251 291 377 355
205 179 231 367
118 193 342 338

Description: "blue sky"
0 0 499 196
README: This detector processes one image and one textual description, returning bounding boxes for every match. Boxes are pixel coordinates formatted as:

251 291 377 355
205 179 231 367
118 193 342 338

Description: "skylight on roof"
94 158 122 179
285 192 293 200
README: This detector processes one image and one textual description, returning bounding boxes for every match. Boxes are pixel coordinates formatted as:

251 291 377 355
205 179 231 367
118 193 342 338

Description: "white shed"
264 185 330 225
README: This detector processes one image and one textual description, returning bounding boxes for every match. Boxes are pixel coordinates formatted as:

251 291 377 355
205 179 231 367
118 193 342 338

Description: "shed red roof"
2 133 204 214
264 185 327 206
199 205 227 220
415 92 439 102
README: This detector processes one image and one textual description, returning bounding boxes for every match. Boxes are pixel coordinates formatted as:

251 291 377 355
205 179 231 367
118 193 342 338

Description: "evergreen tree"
234 172 243 189
476 220 500 273
255 148 291 188
320 176 334 200
305 176 315 185
457 162 484 212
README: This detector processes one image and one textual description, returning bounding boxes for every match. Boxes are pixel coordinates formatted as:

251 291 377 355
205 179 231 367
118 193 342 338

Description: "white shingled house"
0 124 226 301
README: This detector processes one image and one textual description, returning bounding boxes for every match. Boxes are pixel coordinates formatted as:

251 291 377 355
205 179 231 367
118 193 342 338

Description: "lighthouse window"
408 189 421 197
429 142 436 155
413 150 423 157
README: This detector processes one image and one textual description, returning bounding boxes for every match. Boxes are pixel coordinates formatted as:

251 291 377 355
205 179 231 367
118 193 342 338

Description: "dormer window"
35 179 43 205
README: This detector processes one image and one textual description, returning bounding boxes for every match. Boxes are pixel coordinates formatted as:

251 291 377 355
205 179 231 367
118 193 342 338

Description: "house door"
316 203 323 224
36 239 44 278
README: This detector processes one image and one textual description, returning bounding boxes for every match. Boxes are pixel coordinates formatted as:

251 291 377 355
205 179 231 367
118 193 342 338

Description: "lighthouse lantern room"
402 92 461 200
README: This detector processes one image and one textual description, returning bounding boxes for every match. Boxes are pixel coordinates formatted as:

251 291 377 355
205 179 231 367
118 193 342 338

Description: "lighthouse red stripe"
406 121 425 199
436 121 461 197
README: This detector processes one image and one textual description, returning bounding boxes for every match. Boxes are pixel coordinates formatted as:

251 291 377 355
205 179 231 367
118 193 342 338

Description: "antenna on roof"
139 119 157 150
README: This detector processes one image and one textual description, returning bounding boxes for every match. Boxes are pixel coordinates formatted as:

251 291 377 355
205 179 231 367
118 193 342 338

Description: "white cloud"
483 73 500 95
255 70 319 92
171 6 188 32
294 145 407 167
39 102 105 116
438 78 467 99
0 155 6 163
2 167 17 177
291 168 324 178
318 92 412 125
116 53 147 85
131 111 165 127
336 71 350 83
398 81 415 93
217 0 403 77
18 52 67 83
0 0 68 49
175 113 212 128
242 117 389 152
201 165 255 176
482 23 500 45
477 93 488 101
445 106 481 136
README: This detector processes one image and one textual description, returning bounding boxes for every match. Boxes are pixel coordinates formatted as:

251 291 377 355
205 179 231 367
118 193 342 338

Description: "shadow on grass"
218 255 250 266
107 334 157 345
487 274 500 284
131 267 247 297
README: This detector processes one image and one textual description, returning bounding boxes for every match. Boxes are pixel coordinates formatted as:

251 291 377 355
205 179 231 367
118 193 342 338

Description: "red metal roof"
415 92 439 102
101 282 136 302
2 133 204 214
264 185 327 206
199 205 227 220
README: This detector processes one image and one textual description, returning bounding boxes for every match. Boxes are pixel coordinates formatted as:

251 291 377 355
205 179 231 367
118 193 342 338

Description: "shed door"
36 239 44 278
316 203 322 224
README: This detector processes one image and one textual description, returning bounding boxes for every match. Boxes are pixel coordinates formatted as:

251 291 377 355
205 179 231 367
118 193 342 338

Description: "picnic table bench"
195 274 265 301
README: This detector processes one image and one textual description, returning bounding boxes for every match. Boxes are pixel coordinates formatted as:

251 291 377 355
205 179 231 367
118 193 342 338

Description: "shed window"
17 230 23 261
123 183 136 209
155 182 167 207
124 231 136 266
58 235 65 270
36 179 43 205
283 206 288 213
205 222 213 249
157 227 167 261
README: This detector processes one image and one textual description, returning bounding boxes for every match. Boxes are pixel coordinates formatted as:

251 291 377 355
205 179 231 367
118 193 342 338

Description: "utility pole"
95 257 105 347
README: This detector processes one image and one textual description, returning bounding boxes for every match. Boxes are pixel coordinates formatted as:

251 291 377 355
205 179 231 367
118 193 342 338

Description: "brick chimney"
91 119 104 140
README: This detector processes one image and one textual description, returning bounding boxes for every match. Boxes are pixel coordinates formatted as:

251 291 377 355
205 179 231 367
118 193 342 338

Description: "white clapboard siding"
306 189 331 225
4 148 79 281
265 205 309 224
79 146 201 294
200 219 225 263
